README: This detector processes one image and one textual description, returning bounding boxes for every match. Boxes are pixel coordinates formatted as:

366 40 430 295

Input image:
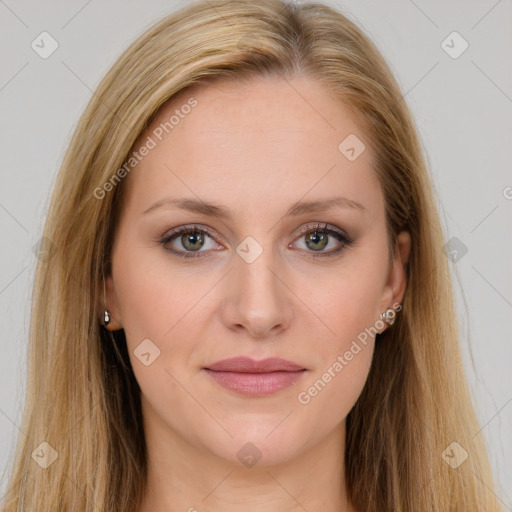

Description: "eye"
159 224 220 259
159 222 354 259
291 222 354 258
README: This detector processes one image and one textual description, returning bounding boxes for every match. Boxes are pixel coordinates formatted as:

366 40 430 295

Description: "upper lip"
204 356 306 373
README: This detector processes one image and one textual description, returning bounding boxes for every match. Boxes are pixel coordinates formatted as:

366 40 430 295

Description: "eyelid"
294 222 349 239
160 223 219 242
161 222 349 242
290 222 353 257
159 222 353 258
159 223 223 255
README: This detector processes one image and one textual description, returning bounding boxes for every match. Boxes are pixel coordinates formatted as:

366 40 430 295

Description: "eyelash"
158 223 354 260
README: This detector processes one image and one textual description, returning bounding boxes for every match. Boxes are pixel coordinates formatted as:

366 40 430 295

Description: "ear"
377 230 411 332
101 273 123 331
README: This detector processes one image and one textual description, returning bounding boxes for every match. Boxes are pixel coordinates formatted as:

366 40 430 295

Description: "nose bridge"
236 234 282 304
222 234 292 336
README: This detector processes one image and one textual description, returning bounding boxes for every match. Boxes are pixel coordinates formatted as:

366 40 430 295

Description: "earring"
102 276 111 327
381 307 397 325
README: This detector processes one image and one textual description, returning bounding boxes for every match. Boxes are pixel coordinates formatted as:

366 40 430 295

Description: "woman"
0 0 502 511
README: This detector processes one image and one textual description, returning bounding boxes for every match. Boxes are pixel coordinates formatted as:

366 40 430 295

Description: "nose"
220 245 294 339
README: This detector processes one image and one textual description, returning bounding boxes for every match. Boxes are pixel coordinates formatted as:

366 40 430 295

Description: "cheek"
296 253 383 409
309 255 384 346
296 342 372 443
111 244 220 389
296 282 377 429
111 243 201 343
111 250 206 410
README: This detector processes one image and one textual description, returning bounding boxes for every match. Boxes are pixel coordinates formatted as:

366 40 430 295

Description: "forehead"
122 75 383 220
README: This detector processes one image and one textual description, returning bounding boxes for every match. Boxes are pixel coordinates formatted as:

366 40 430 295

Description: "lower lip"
203 369 306 397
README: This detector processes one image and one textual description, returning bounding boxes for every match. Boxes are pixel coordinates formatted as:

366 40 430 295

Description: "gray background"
1 0 511 505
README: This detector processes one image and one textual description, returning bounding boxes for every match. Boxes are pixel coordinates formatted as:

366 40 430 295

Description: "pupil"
306 231 327 251
183 232 203 251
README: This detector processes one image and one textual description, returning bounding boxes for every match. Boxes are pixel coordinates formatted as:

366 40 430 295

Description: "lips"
203 356 307 397
204 356 305 373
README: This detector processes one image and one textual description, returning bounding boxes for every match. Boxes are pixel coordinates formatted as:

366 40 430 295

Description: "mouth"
203 356 307 397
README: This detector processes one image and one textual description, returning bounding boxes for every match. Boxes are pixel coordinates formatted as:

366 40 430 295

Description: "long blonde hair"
1 1 501 510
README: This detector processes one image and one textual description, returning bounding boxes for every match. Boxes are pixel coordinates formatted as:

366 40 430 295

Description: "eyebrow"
143 196 366 218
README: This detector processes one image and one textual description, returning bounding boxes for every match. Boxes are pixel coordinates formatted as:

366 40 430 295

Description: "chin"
204 428 305 469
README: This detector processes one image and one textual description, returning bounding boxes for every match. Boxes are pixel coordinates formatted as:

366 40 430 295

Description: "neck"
138 405 354 512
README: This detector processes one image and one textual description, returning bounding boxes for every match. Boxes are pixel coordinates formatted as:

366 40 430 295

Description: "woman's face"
106 75 410 468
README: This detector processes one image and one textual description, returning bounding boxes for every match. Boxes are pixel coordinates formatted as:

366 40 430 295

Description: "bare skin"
104 75 411 512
